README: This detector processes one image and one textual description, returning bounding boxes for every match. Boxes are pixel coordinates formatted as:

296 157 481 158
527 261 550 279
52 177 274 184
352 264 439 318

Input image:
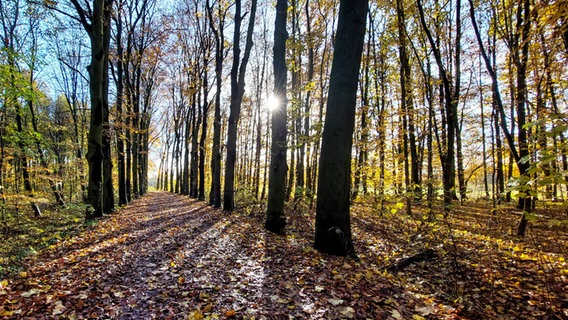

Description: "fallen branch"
385 248 437 272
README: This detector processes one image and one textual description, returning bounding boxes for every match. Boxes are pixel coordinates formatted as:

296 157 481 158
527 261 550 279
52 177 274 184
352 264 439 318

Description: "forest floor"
0 191 567 319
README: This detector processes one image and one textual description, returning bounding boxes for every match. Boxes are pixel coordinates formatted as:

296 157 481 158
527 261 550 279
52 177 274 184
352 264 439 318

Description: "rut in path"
4 192 411 319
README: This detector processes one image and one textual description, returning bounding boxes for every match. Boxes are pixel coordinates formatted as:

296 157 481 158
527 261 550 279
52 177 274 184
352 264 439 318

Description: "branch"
68 0 92 35
58 57 89 82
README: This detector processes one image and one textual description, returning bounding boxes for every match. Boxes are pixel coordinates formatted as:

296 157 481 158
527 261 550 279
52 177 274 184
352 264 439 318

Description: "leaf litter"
0 192 566 319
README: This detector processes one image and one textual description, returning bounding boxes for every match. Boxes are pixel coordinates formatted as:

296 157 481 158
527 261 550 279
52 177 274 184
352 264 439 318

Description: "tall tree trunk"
396 0 420 203
182 107 191 195
417 0 459 213
223 0 257 211
314 0 368 257
303 0 314 197
479 56 489 199
206 0 226 207
102 0 114 213
3 12 37 215
468 0 532 236
114 8 128 206
199 52 210 200
261 107 270 201
265 0 288 234
190 95 200 198
352 39 370 201
75 0 113 219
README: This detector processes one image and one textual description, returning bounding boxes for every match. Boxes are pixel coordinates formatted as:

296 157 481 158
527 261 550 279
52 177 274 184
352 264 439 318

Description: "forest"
1 0 567 318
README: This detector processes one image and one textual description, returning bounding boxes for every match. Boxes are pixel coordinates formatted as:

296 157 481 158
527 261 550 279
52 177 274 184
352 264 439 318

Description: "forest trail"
1 192 415 319
2 192 567 319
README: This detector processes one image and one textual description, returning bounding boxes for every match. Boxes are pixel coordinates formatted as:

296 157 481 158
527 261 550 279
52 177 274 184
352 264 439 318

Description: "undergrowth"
0 203 90 278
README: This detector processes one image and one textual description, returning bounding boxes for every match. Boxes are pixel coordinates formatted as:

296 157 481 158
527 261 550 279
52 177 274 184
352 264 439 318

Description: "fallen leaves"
0 192 565 319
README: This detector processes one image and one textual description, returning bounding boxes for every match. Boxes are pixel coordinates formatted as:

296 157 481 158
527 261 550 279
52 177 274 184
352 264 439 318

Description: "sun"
266 94 280 112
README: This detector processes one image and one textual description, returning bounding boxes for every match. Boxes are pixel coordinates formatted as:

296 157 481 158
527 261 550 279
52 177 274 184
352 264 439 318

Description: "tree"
416 0 461 212
111 0 127 205
265 0 288 235
314 0 368 257
206 0 228 208
55 0 115 218
468 0 534 236
223 0 257 211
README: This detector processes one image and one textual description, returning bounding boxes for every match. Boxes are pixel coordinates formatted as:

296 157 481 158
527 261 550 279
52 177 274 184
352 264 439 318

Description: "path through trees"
1 192 566 319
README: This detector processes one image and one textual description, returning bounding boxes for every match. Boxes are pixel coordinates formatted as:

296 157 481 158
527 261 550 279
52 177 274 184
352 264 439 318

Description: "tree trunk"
115 9 128 206
303 0 314 196
468 0 532 236
199 56 209 201
182 107 191 195
207 0 224 207
416 0 459 213
82 0 111 219
223 0 257 211
265 0 288 235
190 96 200 198
396 0 420 203
102 1 114 213
314 0 368 257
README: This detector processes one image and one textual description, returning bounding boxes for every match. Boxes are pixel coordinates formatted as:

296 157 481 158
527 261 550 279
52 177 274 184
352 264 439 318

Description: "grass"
0 202 90 279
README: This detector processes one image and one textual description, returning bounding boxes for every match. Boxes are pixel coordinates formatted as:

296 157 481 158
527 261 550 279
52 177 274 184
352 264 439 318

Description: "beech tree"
223 0 257 211
52 0 115 218
314 0 368 257
206 0 228 208
265 0 288 235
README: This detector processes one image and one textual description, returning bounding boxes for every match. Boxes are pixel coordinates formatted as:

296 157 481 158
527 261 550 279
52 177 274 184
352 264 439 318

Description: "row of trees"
155 0 567 251
1 0 566 255
0 0 163 220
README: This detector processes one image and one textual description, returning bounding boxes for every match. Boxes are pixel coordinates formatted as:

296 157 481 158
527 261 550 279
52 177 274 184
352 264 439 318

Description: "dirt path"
4 192 565 319
1 192 417 319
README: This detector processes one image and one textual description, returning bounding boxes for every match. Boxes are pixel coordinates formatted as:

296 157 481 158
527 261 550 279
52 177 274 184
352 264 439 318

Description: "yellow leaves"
224 309 236 317
199 292 210 301
0 308 21 317
178 276 186 285
202 304 213 313
519 253 535 261
21 288 40 297
328 298 344 306
415 305 435 317
52 300 66 316
188 310 204 320
188 305 217 320
19 271 28 278
391 309 403 319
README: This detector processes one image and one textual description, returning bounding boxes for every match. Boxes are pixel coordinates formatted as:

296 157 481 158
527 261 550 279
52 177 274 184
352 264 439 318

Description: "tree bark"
206 0 225 208
265 0 288 235
314 0 368 257
102 0 114 213
71 0 113 219
223 0 257 211
114 5 128 206
416 0 459 213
